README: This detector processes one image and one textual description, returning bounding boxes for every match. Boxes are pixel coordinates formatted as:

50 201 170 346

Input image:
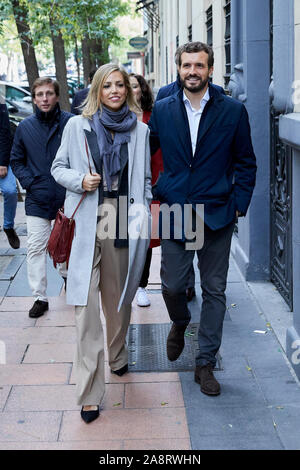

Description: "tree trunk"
89 38 108 68
49 17 70 112
74 35 81 87
82 36 91 87
11 0 39 90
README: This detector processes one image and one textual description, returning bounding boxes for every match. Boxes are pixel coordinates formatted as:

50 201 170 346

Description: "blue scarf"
91 104 137 191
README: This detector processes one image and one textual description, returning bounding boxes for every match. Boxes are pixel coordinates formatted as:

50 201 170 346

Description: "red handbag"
47 137 92 268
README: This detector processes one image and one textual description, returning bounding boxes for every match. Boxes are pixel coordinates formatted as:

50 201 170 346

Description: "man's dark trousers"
161 220 235 368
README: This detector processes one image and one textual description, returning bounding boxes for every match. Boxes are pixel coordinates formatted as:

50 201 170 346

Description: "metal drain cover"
128 323 223 372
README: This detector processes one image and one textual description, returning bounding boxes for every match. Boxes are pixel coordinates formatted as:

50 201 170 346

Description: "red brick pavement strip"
0 242 191 449
0 439 190 450
59 408 189 442
0 314 191 449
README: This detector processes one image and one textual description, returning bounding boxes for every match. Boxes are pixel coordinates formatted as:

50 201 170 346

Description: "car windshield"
6 85 28 103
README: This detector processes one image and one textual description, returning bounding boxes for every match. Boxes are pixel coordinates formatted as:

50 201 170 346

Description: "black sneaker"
29 300 49 318
3 228 20 249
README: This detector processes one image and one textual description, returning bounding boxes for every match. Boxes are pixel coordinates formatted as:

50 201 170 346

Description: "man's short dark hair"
31 77 60 98
175 42 214 68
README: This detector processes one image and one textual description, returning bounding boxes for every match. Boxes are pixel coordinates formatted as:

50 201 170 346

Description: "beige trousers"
74 199 130 406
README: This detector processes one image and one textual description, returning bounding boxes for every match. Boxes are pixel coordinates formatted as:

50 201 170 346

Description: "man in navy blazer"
156 66 226 303
149 42 256 396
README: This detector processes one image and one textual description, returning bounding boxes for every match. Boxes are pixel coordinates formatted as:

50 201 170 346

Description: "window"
224 0 231 89
206 6 213 47
6 86 27 103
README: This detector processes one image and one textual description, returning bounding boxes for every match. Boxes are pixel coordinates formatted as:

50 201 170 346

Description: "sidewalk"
0 201 300 450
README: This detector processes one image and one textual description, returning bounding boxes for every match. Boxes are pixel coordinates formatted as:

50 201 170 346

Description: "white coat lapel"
128 123 137 185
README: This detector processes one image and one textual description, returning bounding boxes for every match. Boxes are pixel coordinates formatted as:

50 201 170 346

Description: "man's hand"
0 166 8 178
82 173 101 191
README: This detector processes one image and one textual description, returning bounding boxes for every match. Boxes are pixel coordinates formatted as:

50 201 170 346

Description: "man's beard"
180 75 209 93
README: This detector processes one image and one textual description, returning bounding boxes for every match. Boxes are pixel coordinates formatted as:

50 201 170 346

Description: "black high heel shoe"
111 364 128 376
80 406 100 424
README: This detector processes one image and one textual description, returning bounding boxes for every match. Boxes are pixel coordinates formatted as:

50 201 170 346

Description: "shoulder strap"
70 192 87 219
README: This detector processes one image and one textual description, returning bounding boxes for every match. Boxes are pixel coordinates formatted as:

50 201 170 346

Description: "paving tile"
0 310 36 328
69 362 180 386
2 342 27 364
214 354 254 379
0 440 124 450
105 366 180 384
36 309 75 327
179 373 265 407
102 384 125 410
0 296 70 312
190 433 283 450
246 352 294 379
123 439 191 450
130 294 170 324
185 405 276 437
0 281 10 297
254 377 300 405
0 411 62 442
4 383 124 413
0 297 33 311
6 259 63 297
23 343 75 364
5 385 79 411
0 326 76 345
268 404 300 450
125 382 184 408
0 385 11 411
0 363 71 386
59 408 189 441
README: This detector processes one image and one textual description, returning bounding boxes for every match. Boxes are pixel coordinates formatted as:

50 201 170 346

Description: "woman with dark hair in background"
130 74 163 308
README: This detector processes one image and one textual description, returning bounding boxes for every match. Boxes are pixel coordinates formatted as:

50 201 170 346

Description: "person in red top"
130 74 163 307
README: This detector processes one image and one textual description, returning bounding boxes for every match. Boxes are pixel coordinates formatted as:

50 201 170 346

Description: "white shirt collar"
183 87 210 112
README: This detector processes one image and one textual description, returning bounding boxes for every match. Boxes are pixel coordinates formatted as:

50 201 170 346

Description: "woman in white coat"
51 63 152 423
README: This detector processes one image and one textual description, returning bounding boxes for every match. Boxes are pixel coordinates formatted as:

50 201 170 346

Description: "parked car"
0 81 33 117
0 94 32 137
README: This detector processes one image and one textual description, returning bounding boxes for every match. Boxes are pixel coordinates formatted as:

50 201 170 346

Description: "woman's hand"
82 173 101 191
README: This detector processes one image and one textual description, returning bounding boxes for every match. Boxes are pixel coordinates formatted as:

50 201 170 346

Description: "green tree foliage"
0 0 131 91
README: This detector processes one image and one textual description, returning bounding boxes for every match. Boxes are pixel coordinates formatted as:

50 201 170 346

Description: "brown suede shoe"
195 364 221 396
166 323 188 361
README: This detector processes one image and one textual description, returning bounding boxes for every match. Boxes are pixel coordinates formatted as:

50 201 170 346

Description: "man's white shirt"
183 88 210 156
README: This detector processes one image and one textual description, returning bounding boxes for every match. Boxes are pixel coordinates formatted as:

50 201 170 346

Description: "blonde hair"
81 63 141 118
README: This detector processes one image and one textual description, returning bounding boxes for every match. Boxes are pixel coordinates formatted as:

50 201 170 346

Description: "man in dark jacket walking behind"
0 96 20 249
149 42 257 396
11 77 73 318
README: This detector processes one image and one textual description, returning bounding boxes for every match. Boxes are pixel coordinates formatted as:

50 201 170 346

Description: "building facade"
137 0 300 379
